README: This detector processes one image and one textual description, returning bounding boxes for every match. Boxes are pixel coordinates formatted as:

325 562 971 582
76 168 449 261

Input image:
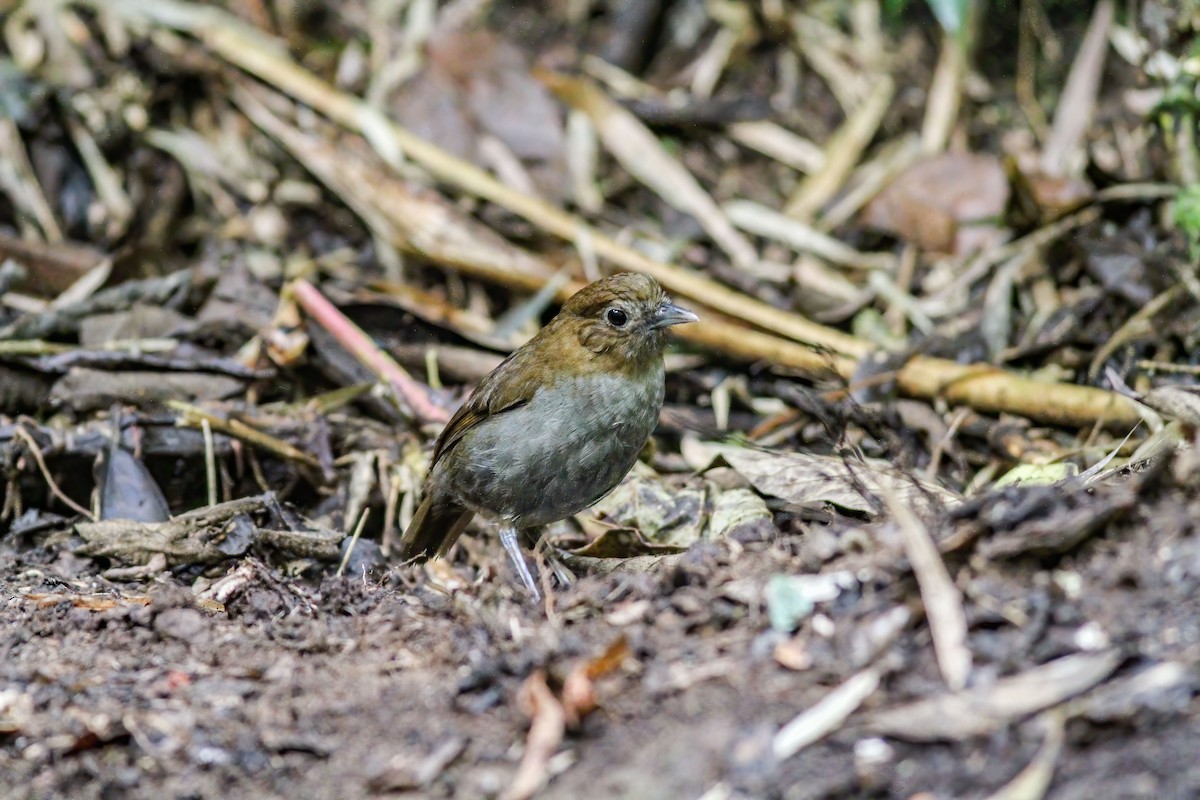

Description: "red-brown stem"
290 279 450 424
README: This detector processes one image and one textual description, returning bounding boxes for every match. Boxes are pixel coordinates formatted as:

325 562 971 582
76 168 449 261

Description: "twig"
169 400 322 470
290 279 449 425
1041 0 1114 175
13 424 95 520
723 200 895 271
784 76 894 220
117 0 862 356
981 711 1065 800
0 118 64 242
201 418 217 507
886 493 971 691
727 121 824 173
772 665 883 760
336 508 369 577
921 32 966 153
544 72 757 268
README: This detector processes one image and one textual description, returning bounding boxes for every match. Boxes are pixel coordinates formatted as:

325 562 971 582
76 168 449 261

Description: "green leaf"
766 573 852 633
766 575 815 633
1173 183 1200 257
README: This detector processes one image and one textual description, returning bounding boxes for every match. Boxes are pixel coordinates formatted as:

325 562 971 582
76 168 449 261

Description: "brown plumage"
399 273 697 597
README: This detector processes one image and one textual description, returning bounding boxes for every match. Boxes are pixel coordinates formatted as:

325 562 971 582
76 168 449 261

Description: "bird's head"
550 273 697 371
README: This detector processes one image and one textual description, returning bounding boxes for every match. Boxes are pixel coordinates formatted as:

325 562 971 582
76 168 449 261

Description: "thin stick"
886 493 972 691
169 401 322 469
337 508 370 577
290 279 449 424
13 425 94 520
201 418 218 507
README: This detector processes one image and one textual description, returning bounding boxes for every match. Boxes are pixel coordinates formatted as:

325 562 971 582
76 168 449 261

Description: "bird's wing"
428 347 539 466
401 349 540 562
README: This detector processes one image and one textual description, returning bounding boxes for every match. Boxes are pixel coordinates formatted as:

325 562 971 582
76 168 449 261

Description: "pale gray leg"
500 526 541 601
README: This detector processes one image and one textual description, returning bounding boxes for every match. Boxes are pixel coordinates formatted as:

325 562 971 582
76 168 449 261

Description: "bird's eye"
605 307 628 327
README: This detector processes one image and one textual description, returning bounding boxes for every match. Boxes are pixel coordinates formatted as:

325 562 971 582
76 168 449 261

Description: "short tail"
399 495 473 562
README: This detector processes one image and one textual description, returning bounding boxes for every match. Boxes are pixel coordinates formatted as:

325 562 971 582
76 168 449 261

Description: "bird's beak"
651 300 699 329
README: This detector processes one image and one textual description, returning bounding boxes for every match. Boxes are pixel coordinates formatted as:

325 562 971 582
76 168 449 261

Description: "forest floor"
2 1 1199 798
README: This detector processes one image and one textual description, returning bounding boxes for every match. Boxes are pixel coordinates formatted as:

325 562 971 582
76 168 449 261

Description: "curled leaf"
709 444 959 516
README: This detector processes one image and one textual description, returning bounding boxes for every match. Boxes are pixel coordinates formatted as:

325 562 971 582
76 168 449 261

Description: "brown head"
541 273 698 373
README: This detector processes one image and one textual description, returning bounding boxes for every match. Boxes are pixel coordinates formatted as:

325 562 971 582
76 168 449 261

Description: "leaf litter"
1 1 1200 799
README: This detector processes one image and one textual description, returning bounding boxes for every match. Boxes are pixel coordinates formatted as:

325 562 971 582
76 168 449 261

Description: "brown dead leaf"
709 444 959 516
0 232 105 296
503 670 566 800
565 526 686 558
392 30 567 200
587 473 707 548
862 153 1009 255
561 635 630 728
1020 171 1094 223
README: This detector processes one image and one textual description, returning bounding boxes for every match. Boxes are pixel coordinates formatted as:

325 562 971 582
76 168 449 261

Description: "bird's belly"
445 373 663 527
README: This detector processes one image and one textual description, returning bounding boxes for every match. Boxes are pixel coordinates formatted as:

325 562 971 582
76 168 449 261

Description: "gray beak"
651 300 699 329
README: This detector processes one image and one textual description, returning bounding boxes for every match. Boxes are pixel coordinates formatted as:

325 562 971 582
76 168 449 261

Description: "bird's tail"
399 495 473 562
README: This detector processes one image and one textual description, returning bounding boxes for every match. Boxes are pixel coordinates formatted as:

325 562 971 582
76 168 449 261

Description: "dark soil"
3 461 1199 799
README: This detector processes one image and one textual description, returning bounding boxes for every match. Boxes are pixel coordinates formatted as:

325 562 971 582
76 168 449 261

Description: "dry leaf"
710 444 959 516
862 152 1009 255
707 488 774 540
503 670 567 800
565 527 686 558
588 473 707 548
392 31 567 199
561 636 630 728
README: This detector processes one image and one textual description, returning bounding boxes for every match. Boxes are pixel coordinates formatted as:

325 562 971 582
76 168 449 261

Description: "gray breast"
445 370 664 527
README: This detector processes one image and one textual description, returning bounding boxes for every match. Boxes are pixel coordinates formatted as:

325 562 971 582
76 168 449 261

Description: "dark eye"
605 307 628 327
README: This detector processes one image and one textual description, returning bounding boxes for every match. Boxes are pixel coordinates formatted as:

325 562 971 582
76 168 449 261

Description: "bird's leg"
500 526 541 602
523 527 574 588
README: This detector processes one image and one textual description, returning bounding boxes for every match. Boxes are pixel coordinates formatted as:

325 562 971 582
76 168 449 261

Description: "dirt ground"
3 455 1199 800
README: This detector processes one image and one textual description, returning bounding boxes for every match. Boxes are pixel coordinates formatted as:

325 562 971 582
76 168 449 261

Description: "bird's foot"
500 526 541 602
544 552 575 587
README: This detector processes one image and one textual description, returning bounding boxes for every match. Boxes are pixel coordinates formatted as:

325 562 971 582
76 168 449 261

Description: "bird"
399 272 698 600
